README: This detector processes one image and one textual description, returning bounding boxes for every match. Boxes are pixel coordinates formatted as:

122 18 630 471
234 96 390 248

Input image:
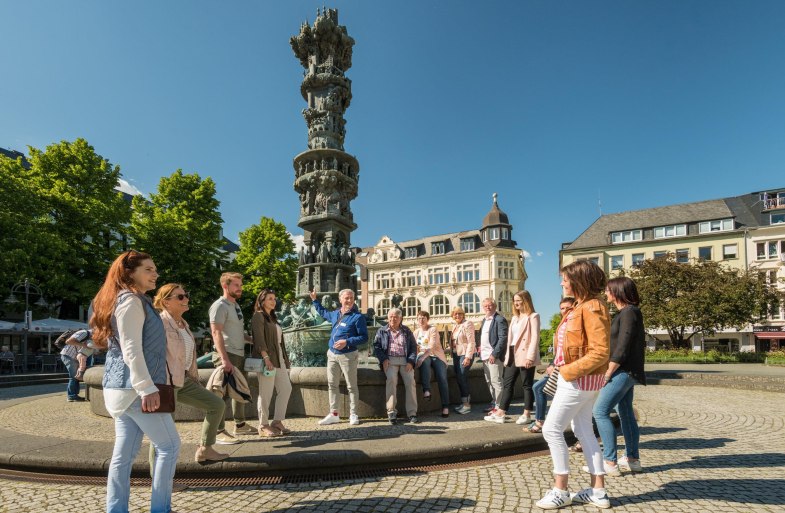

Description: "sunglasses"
168 292 190 301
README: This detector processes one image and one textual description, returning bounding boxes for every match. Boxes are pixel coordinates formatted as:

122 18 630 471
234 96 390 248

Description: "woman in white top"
485 290 541 424
91 250 181 513
152 283 229 463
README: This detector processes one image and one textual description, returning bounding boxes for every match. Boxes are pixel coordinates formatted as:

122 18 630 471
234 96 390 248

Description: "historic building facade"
358 195 526 337
559 187 785 352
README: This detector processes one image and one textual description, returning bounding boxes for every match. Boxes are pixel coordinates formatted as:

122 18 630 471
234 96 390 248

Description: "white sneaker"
582 461 621 476
484 414 506 424
516 414 531 425
455 404 471 415
318 413 340 425
349 413 360 425
618 456 642 472
570 488 611 509
535 488 572 510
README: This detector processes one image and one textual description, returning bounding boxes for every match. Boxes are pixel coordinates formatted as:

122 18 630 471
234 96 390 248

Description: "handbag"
543 366 560 397
145 363 176 414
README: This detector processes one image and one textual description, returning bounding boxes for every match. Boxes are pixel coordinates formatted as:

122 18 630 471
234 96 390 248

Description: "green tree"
233 216 298 318
1 140 131 317
627 254 782 348
539 313 562 357
129 170 227 327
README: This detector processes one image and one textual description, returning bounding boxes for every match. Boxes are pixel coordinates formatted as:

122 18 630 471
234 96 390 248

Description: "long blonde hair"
512 290 535 317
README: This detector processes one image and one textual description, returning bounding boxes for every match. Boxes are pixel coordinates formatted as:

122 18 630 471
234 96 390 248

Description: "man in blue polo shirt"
310 288 368 426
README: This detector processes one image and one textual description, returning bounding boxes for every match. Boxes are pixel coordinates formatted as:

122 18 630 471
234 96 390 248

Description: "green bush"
644 349 769 364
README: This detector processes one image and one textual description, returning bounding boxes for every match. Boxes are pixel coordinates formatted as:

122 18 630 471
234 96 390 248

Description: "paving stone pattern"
2 384 785 512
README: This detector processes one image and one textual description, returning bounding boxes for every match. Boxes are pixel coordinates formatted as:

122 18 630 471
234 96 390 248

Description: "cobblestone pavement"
2 384 785 512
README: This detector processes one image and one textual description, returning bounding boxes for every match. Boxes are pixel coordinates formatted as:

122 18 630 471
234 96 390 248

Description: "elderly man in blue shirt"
310 288 368 426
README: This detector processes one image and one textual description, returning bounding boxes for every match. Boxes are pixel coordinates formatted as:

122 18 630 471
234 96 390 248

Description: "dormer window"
501 227 509 240
405 247 418 259
699 219 733 233
460 238 475 251
431 242 445 255
611 230 642 244
489 227 500 240
654 224 686 239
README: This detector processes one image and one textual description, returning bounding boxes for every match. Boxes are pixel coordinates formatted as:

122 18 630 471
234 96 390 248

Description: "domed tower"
290 8 359 299
481 193 516 248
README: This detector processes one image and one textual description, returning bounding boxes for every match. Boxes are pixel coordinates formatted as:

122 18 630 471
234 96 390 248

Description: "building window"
610 255 624 270
460 238 475 252
405 247 418 259
699 219 734 233
498 290 514 317
375 272 393 290
497 261 515 279
698 246 712 261
482 231 487 243
458 293 480 314
501 227 509 240
610 230 643 244
401 270 421 287
377 299 391 317
402 297 421 318
770 241 780 259
722 244 738 260
457 263 480 282
631 253 645 267
429 295 450 316
489 227 500 240
427 266 450 285
653 224 686 239
588 257 600 265
431 242 445 255
676 249 689 263
772 213 785 225
653 251 667 260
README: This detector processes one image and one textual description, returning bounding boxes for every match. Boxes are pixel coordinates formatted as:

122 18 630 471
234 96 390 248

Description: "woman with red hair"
92 250 180 513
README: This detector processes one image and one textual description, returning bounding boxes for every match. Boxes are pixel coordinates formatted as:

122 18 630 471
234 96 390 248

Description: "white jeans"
542 374 603 475
257 368 292 423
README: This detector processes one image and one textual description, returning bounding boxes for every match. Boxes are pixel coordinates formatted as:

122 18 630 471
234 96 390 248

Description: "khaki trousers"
385 356 418 417
483 357 504 406
257 368 292 424
326 350 359 414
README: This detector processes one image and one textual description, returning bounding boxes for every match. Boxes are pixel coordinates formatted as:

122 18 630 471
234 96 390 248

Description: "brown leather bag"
145 364 176 414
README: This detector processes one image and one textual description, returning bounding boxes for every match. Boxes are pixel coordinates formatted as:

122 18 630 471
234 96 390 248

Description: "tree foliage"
539 313 562 357
0 140 131 317
233 216 298 317
129 170 227 327
626 254 782 348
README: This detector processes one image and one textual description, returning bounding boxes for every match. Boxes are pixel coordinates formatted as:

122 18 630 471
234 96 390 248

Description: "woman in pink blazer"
484 290 540 424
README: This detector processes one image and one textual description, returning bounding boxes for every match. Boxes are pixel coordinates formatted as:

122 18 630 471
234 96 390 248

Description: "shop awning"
754 332 785 339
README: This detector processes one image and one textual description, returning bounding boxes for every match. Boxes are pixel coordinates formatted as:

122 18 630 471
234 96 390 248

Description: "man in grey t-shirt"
210 272 254 442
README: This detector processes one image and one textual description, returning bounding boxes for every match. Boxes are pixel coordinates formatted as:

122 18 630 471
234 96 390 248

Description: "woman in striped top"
536 260 612 510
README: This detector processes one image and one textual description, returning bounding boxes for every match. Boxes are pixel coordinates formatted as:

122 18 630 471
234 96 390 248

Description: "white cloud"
522 249 532 261
536 251 544 257
117 178 144 197
289 233 305 252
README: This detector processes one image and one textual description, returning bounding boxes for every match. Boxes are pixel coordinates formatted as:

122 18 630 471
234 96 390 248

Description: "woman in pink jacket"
485 290 540 424
414 310 450 417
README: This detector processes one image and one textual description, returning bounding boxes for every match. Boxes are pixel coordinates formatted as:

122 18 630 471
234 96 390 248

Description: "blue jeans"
107 397 181 513
452 354 473 402
420 357 450 407
533 374 549 422
593 370 640 463
61 355 80 399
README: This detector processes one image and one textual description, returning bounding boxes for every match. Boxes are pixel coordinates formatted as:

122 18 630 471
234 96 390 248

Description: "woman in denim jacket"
91 251 181 513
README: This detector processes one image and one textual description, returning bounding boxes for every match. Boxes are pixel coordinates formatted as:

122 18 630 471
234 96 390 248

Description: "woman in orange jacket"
535 260 611 510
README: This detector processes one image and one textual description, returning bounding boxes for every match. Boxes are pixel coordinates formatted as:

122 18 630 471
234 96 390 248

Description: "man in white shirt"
210 272 253 443
479 298 508 414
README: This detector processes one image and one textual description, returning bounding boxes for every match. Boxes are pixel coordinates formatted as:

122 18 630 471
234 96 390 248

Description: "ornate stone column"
291 8 359 300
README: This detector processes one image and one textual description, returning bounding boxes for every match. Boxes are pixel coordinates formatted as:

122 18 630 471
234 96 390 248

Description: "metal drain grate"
0 448 550 488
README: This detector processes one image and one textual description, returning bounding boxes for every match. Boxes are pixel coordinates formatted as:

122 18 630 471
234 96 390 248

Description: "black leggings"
498 365 536 412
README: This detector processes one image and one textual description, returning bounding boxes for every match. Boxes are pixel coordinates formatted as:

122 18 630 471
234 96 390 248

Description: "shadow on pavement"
644 452 785 474
638 426 688 436
639 437 735 450
264 497 476 512
253 424 449 448
621 479 785 506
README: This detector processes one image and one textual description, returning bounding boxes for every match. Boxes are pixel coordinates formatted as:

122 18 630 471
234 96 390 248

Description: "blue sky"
3 1 784 320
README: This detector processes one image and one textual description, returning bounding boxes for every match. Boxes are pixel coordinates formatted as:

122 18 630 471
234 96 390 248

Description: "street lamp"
5 279 47 371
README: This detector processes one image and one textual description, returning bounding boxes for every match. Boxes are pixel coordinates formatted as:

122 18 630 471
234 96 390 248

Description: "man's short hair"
220 272 243 287
388 308 402 318
338 289 355 300
482 297 497 307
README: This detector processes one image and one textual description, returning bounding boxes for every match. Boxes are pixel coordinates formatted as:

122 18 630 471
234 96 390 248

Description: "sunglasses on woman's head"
168 292 189 301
